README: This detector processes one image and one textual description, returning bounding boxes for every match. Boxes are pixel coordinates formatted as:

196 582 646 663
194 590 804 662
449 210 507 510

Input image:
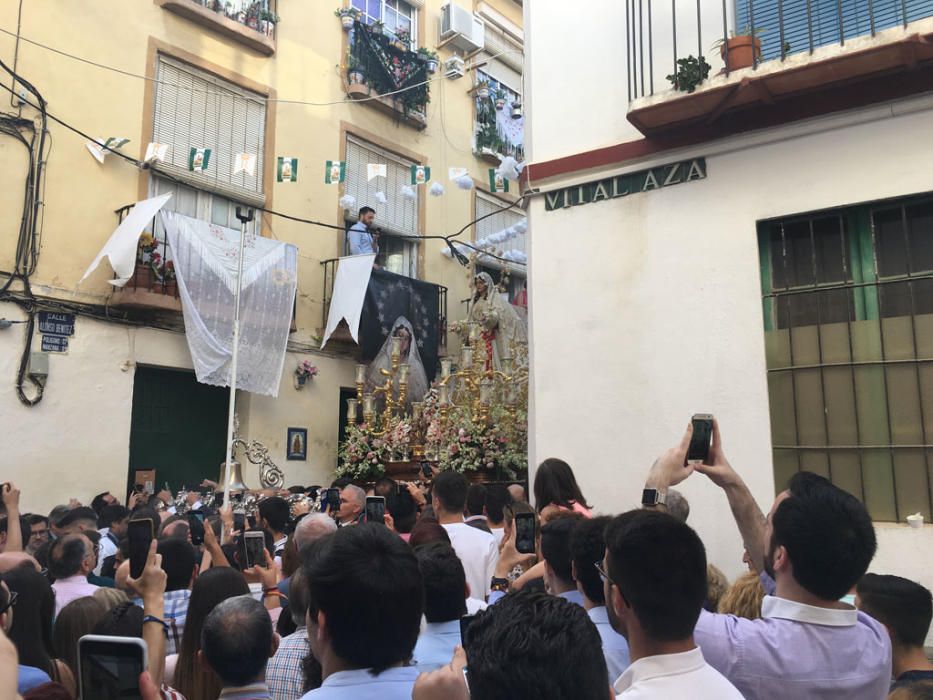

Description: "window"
738 0 933 61
474 70 524 161
351 0 418 47
759 195 933 523
344 135 420 277
475 192 526 302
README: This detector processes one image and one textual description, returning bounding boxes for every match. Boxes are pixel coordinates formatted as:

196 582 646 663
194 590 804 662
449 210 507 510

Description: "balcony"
473 76 525 164
157 0 277 56
109 205 182 313
625 0 933 136
346 21 431 129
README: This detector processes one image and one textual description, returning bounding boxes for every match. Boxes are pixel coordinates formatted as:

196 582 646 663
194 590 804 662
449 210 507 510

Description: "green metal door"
128 366 228 495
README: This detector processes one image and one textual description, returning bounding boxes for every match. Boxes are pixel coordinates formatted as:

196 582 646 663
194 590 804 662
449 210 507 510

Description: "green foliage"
666 55 711 93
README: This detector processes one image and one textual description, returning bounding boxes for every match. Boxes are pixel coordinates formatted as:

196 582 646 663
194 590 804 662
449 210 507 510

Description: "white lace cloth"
162 211 298 397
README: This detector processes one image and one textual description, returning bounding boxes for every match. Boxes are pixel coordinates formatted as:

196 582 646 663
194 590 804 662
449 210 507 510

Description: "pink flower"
367 451 375 459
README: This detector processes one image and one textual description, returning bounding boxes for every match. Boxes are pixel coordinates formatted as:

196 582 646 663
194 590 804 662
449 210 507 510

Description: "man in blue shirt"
347 206 379 258
301 524 422 699
412 543 468 671
540 517 586 607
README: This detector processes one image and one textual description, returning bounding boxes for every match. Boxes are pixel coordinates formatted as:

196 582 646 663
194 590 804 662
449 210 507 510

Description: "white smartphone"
243 530 267 568
77 634 148 700
687 413 714 464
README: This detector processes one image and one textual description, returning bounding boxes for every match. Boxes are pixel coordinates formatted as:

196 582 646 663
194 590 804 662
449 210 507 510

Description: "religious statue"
467 271 527 371
364 317 429 407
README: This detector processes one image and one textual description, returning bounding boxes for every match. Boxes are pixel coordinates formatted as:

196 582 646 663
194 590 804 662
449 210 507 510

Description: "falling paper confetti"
401 185 417 201
374 191 388 204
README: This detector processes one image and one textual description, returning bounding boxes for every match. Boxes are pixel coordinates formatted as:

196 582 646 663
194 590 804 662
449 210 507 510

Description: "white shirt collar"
760 595 857 627
587 605 610 624
613 647 706 694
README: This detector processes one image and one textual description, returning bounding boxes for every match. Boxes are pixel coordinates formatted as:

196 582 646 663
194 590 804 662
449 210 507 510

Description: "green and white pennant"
277 156 298 182
325 160 346 184
411 165 431 185
488 168 509 193
188 147 211 172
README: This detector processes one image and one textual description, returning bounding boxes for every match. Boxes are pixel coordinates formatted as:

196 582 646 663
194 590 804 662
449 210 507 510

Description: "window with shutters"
344 135 419 278
475 192 526 302
351 0 418 47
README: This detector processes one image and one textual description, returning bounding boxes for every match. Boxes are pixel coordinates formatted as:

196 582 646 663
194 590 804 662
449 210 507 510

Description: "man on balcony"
347 206 380 265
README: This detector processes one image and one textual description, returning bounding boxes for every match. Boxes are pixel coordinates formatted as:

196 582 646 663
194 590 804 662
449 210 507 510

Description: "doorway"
128 366 228 495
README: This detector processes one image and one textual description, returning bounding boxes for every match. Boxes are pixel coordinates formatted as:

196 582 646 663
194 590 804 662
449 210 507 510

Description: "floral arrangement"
296 359 319 379
337 421 389 480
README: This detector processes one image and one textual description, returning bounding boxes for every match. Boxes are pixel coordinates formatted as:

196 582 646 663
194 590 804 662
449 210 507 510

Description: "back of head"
303 523 423 673
570 516 611 605
533 458 589 512
857 573 933 647
415 542 467 623
56 507 98 533
48 534 88 580
388 488 418 534
432 471 468 514
888 681 933 700
92 587 130 613
294 513 337 549
4 565 56 672
774 472 876 600
373 477 397 500
665 489 690 523
258 497 290 534
93 601 145 637
159 515 190 540
605 510 707 642
705 564 729 612
465 484 486 517
485 485 511 525
201 595 273 687
54 596 107 675
91 493 112 516
331 477 353 490
157 537 197 591
465 589 608 699
717 571 766 620
99 505 129 530
540 516 579 586
408 520 451 549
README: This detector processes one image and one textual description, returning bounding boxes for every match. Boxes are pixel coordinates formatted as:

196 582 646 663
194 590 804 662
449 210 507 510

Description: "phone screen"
365 496 386 524
127 519 154 580
243 532 266 569
687 415 714 463
325 488 340 511
233 513 246 533
514 512 536 554
78 635 146 700
459 614 477 651
188 514 205 546
420 462 433 479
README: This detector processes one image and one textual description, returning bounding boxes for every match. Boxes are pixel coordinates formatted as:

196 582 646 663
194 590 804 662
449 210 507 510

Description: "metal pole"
221 206 255 543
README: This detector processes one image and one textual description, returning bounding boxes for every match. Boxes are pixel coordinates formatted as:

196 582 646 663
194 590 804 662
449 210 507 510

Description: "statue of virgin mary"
364 316 430 407
468 271 527 371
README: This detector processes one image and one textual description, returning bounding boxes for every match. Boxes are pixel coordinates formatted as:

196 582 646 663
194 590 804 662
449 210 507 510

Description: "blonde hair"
706 565 729 612
92 587 130 612
718 571 766 620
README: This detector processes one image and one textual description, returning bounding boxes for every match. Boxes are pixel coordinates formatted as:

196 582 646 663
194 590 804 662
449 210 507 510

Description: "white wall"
0 303 355 512
527 100 933 587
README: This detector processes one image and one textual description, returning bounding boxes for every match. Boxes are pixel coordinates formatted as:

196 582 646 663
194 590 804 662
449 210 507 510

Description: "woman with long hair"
533 458 592 517
4 566 75 697
53 596 107 683
171 567 250 700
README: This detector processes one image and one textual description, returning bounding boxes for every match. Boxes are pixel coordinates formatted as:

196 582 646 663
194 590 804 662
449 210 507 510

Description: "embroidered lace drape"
162 211 298 397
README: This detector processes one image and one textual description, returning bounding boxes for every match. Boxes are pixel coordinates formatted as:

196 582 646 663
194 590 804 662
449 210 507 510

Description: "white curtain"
162 211 298 397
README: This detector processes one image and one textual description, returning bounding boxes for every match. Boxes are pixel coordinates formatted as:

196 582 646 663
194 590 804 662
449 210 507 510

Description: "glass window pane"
211 197 230 227
906 202 933 273
176 184 198 218
874 207 908 277
369 0 381 19
813 216 849 283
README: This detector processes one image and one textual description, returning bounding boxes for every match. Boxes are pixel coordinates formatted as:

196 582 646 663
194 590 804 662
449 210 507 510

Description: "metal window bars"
114 205 178 298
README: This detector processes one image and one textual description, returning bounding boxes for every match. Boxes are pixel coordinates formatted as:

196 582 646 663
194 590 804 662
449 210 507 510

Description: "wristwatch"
641 488 667 507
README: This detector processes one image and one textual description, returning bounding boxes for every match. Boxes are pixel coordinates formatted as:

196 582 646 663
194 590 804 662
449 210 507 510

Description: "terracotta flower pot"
720 35 762 71
348 68 366 85
340 15 354 30
131 263 151 289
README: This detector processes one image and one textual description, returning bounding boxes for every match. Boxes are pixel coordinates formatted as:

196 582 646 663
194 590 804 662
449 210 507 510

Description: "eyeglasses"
594 560 616 588
0 591 18 615
30 529 49 539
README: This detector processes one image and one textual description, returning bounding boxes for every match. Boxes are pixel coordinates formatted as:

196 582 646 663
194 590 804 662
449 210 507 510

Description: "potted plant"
393 27 411 51
294 359 319 388
334 6 360 31
713 27 764 71
161 260 177 297
474 79 491 100
417 47 439 73
259 9 279 36
347 54 366 85
371 19 385 35
666 54 711 93
493 89 507 110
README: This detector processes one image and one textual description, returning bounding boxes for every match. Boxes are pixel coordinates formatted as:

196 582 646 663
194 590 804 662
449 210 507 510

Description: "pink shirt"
51 575 99 616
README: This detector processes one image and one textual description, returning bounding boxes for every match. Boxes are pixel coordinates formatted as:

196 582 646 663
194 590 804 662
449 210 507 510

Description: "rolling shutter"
345 135 420 237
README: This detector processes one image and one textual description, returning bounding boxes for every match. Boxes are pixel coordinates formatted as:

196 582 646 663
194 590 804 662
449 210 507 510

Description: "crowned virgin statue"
364 316 429 408
467 271 527 372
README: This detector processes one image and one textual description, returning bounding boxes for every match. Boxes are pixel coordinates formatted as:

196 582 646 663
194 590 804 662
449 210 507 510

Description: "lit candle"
362 393 375 416
346 398 358 423
479 379 493 405
469 323 480 342
412 402 423 422
391 336 401 358
399 363 410 385
355 364 366 384
441 358 452 378
461 345 473 369
439 384 449 406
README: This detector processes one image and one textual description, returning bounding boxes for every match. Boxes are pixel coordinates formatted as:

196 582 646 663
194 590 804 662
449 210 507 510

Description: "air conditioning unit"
444 55 466 80
440 3 485 55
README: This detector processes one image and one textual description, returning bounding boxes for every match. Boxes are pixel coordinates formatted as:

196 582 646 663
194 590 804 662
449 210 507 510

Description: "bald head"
294 513 337 549
0 552 40 574
508 484 526 503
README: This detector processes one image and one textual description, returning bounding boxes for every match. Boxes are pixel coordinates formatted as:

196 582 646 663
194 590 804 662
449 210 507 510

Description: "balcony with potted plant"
624 0 933 138
110 232 183 312
343 19 431 129
157 0 279 55
473 79 524 164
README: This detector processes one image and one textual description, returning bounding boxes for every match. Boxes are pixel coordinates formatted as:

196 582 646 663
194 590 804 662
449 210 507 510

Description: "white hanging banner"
79 193 173 286
367 163 387 181
321 254 377 349
162 211 298 397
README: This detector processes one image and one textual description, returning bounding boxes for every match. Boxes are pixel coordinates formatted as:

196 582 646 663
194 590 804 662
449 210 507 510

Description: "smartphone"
233 513 246 533
78 634 148 700
243 530 266 569
127 518 154 580
514 512 537 554
687 413 714 465
365 496 386 524
187 513 205 546
420 462 433 479
459 614 477 651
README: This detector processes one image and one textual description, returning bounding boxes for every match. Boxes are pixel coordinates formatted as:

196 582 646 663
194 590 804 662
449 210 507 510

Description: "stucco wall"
526 100 933 599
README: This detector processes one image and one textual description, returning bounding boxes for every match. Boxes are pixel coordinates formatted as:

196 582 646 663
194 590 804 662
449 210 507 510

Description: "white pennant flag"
449 167 468 181
234 152 257 176
86 137 130 164
144 142 169 164
367 163 387 181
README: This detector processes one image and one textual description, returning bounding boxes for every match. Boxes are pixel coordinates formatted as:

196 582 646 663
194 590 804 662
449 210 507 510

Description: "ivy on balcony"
348 21 430 119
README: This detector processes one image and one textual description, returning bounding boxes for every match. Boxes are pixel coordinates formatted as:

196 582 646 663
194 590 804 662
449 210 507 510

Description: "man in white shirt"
49 533 100 615
602 510 742 698
433 471 498 600
571 515 631 683
347 207 379 257
301 524 422 699
412 542 470 671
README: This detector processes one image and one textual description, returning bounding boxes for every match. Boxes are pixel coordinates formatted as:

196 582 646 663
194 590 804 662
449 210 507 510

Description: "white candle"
346 398 358 422
441 358 452 378
362 394 375 416
461 346 473 369
479 379 493 405
391 336 401 358
439 384 449 406
355 364 366 384
399 364 410 385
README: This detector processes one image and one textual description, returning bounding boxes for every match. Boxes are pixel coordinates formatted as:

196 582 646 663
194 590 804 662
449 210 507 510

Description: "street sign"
38 312 76 337
41 335 69 353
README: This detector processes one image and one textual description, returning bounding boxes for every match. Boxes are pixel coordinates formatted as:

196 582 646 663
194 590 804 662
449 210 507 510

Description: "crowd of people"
1 419 932 699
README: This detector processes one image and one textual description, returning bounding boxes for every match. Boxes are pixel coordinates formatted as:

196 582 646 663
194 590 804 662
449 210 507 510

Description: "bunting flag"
277 156 298 182
188 148 211 172
234 152 258 177
488 168 509 193
367 163 387 181
411 165 431 185
448 167 468 181
325 160 346 184
144 142 169 164
86 137 130 164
